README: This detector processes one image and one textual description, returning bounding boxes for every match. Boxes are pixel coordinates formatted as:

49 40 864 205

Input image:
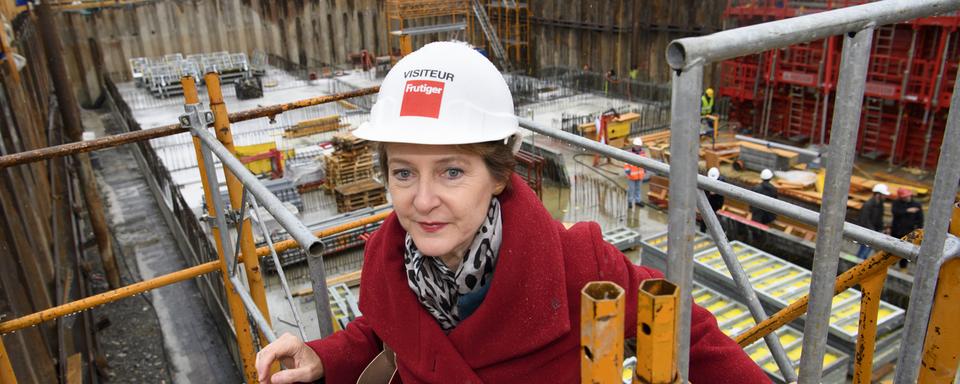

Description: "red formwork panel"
897 105 947 169
720 0 960 169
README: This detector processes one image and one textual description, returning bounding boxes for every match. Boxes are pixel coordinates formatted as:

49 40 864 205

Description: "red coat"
308 174 769 383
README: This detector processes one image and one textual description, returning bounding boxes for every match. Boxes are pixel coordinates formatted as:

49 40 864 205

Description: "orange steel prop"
851 268 887 384
183 76 260 383
635 279 681 384
580 281 625 384
204 73 272 348
918 258 960 383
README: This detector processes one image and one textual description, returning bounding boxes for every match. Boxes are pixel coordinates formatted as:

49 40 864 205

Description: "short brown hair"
376 140 516 187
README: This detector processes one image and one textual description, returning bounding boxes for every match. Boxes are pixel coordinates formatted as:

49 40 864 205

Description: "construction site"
0 0 959 383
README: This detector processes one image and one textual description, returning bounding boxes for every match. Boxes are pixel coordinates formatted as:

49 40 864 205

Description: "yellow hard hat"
705 88 715 97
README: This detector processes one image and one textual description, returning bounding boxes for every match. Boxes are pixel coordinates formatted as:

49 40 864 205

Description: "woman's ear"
493 180 507 196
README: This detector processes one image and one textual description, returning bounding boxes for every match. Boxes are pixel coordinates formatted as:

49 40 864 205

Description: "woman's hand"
256 332 324 384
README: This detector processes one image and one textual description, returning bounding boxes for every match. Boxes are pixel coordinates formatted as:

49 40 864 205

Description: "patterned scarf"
403 198 502 330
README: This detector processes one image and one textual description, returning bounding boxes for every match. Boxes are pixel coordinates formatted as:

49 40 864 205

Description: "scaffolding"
385 0 472 60
482 1 532 70
720 0 960 169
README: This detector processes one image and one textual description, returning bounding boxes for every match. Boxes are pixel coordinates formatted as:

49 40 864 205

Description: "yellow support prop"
1 335 18 384
635 279 681 384
204 72 273 348
581 281 625 384
183 76 260 383
852 269 887 384
919 258 960 383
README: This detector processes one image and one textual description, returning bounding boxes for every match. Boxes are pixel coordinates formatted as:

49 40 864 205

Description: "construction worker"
891 188 923 268
701 88 715 117
699 167 726 232
750 169 778 225
254 41 768 384
857 184 890 259
624 137 646 209
604 69 618 95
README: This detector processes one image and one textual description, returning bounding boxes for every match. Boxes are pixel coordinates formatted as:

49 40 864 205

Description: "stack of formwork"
326 132 386 212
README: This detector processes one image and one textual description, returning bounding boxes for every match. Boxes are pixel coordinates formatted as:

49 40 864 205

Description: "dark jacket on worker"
750 180 778 225
890 199 923 239
858 195 886 232
707 177 726 213
307 174 769 383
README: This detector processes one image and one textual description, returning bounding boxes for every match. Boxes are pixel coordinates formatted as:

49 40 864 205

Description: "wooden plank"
66 353 83 384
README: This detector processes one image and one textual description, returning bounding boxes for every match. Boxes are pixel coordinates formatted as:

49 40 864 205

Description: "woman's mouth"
418 222 447 233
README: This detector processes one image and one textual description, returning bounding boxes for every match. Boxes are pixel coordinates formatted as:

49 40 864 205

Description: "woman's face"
385 143 506 268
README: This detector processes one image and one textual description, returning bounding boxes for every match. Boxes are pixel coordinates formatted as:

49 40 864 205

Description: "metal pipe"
205 73 273 345
666 64 702 380
0 87 378 169
635 279 680 384
0 123 184 169
0 337 15 384
696 191 796 382
798 27 873 384
580 282 625 383
250 197 307 340
229 275 278 344
183 76 259 383
734 135 822 158
227 86 378 124
516 118 921 261
190 118 322 256
0 261 221 334
851 270 887 384
918 258 960 383
894 61 960 383
666 0 960 70
254 210 392 258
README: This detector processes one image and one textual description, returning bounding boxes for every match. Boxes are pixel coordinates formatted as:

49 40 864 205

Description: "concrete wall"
59 0 389 103
58 0 725 105
530 0 725 85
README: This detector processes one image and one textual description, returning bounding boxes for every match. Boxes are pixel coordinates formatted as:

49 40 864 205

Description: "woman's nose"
412 179 441 213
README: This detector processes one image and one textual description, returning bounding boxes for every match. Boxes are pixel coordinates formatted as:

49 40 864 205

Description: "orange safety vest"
624 163 644 181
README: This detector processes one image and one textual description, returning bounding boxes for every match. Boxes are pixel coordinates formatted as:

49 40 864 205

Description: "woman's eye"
392 169 412 180
444 168 464 179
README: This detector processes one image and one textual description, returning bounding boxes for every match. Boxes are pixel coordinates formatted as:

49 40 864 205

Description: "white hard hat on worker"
354 41 521 152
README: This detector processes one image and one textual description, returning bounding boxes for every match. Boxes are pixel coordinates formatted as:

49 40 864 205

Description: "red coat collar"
358 174 570 379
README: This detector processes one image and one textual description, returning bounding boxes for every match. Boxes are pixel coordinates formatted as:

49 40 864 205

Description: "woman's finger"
266 366 315 384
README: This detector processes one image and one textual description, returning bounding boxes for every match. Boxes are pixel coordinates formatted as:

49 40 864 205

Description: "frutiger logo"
400 80 445 118
405 83 443 95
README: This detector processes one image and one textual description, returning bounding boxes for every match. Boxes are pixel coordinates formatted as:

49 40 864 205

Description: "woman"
255 41 768 383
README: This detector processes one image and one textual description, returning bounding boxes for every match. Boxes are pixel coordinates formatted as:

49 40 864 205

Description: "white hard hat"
760 169 774 180
708 167 720 180
632 137 643 147
353 41 520 152
872 183 891 196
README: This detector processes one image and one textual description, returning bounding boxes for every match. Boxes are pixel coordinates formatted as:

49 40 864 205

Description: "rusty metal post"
580 281 625 384
918 257 960 383
851 269 887 384
635 279 680 384
0 337 16 384
36 1 120 289
204 72 272 344
182 76 260 383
